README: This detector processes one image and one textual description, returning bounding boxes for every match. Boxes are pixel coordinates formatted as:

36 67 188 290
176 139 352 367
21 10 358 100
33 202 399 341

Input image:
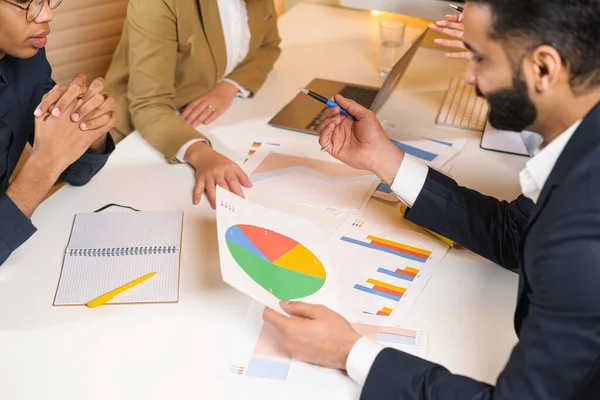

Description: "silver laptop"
268 29 428 134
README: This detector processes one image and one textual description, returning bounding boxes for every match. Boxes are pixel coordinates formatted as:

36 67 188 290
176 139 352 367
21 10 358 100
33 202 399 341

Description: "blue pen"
299 88 353 117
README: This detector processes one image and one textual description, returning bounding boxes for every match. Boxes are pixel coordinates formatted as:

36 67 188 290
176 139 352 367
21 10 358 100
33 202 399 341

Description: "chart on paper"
243 149 379 215
330 218 449 322
225 224 326 300
228 302 426 392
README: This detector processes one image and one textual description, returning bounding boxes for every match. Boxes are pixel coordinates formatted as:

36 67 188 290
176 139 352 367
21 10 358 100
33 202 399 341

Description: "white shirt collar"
519 119 582 203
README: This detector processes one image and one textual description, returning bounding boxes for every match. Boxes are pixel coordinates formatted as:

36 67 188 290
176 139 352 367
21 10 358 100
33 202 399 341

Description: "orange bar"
373 285 404 298
367 279 406 293
367 235 432 257
405 267 420 274
370 240 429 260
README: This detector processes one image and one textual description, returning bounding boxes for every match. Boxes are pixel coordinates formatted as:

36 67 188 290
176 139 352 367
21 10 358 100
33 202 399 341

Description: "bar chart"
330 219 449 321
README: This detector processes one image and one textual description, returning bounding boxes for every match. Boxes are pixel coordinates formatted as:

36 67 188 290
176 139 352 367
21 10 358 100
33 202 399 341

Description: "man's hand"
34 73 116 135
183 141 252 208
263 301 361 371
429 14 472 60
181 81 239 127
316 94 405 185
32 97 116 175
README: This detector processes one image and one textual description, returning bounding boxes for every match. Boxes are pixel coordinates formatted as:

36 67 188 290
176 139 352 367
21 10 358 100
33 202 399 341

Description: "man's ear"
530 45 562 93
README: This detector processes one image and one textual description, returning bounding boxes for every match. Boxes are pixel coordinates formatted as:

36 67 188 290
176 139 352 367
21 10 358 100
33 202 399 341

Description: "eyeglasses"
2 0 63 22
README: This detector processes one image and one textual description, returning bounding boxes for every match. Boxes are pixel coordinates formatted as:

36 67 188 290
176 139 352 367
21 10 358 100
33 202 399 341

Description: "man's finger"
333 95 370 120
73 93 105 122
80 112 111 131
81 95 116 121
53 73 88 117
35 86 67 117
281 301 322 318
263 307 291 332
234 168 252 188
444 14 460 22
85 111 117 140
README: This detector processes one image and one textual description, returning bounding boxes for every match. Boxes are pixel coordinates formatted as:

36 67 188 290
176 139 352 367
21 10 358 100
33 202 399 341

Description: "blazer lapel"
199 0 227 80
245 0 266 55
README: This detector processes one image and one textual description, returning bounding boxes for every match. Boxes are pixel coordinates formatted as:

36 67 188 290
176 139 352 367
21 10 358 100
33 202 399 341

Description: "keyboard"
305 85 379 130
435 77 490 131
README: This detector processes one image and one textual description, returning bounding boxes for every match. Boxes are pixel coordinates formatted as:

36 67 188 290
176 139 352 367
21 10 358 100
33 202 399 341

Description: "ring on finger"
321 143 332 152
460 32 464 40
207 104 213 109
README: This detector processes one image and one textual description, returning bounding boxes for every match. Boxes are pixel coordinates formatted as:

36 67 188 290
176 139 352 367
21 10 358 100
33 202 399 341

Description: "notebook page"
66 211 183 250
54 211 183 306
55 253 179 305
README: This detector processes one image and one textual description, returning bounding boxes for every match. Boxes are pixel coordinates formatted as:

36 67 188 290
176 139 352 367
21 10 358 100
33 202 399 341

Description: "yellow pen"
86 272 156 308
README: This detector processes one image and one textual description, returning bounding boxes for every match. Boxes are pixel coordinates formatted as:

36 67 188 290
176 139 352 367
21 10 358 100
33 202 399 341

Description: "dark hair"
467 0 600 92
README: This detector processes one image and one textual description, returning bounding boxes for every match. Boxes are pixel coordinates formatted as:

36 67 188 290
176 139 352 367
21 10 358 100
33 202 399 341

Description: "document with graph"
329 218 449 322
54 210 183 306
226 301 427 391
216 186 338 314
242 144 379 215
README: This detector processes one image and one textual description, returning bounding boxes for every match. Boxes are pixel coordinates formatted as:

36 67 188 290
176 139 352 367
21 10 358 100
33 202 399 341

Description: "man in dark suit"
264 0 600 398
0 0 117 265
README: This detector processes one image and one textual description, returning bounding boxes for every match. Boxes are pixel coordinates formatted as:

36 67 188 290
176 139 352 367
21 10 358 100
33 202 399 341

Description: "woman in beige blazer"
105 0 281 207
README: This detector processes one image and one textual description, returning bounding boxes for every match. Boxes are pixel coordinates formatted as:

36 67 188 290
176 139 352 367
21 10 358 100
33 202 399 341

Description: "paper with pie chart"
216 186 338 312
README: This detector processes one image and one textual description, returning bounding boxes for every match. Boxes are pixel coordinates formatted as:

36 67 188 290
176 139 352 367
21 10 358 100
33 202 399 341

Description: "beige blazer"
105 0 281 161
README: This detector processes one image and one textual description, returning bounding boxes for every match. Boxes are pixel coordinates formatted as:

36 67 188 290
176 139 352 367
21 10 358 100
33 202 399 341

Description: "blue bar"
377 332 416 346
390 139 438 162
340 237 427 263
354 284 401 302
426 138 453 147
363 311 375 315
245 357 291 381
377 267 415 282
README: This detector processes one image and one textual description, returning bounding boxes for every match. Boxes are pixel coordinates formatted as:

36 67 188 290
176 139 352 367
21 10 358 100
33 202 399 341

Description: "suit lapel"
246 0 265 57
199 0 227 80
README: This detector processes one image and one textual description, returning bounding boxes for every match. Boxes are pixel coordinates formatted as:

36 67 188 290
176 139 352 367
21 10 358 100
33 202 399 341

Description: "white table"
0 4 524 399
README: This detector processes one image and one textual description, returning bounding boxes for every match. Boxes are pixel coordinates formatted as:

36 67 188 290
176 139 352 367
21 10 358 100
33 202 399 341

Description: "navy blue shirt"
0 49 114 265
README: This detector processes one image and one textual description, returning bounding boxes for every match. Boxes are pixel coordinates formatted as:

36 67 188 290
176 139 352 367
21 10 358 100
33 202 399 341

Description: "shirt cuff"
390 155 429 207
175 139 209 163
346 337 386 386
222 78 252 99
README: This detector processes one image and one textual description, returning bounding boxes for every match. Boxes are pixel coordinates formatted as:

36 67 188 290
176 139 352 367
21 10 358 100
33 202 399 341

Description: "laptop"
268 29 428 134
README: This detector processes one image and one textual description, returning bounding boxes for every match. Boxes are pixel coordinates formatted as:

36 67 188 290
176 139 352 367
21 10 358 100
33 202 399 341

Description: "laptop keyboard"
304 85 379 131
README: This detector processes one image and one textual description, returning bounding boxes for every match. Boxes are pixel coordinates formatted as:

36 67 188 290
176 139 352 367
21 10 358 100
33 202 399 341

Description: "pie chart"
225 224 326 300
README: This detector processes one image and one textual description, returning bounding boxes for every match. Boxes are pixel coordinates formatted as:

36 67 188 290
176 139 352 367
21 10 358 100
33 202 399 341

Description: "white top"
176 0 252 162
346 119 583 386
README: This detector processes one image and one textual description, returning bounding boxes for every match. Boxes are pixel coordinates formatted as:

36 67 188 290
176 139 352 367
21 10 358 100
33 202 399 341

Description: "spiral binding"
68 246 177 257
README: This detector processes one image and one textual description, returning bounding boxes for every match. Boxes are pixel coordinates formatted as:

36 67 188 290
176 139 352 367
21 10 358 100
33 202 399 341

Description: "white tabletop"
0 4 523 399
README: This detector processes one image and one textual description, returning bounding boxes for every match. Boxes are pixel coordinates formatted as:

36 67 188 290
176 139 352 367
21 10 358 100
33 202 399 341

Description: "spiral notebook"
54 210 184 306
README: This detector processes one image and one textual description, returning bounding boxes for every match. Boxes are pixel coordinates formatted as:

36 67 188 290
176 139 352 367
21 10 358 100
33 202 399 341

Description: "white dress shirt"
346 119 583 386
175 0 251 162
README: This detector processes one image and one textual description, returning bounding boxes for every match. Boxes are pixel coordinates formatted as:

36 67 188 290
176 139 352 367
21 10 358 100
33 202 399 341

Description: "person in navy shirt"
0 0 117 265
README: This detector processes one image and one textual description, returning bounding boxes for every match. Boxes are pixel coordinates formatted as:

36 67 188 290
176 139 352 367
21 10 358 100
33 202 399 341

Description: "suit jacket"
104 0 281 161
0 50 114 265
362 102 600 399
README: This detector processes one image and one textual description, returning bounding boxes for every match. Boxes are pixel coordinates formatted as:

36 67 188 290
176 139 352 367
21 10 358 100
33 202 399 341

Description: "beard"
476 69 538 132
